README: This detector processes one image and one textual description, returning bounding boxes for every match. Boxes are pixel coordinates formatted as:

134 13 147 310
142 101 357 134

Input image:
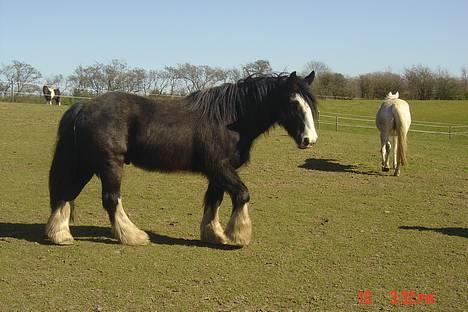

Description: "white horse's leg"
380 132 390 172
393 135 401 176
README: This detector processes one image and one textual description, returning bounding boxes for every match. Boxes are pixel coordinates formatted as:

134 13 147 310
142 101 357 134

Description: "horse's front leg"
222 169 251 247
200 181 228 244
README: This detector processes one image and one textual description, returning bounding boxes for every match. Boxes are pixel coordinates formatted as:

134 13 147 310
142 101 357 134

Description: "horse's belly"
128 140 194 172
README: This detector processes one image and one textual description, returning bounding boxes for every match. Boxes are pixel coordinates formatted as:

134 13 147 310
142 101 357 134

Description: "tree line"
1 59 467 100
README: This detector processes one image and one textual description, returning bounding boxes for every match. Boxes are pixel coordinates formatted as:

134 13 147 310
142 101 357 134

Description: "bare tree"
122 68 146 93
68 63 106 95
242 60 272 77
150 70 171 95
302 61 331 76
226 68 242 83
175 63 228 93
103 59 128 91
0 60 42 95
162 66 182 95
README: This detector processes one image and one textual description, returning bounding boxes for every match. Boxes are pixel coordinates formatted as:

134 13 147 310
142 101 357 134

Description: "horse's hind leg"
47 169 93 245
46 201 75 245
380 132 390 172
200 181 228 244
100 161 149 246
393 135 401 177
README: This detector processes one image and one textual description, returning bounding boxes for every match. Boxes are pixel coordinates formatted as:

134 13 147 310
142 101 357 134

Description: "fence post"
10 82 14 102
335 116 339 131
317 111 320 130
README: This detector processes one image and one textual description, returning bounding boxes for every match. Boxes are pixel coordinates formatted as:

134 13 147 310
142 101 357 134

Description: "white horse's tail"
393 106 408 166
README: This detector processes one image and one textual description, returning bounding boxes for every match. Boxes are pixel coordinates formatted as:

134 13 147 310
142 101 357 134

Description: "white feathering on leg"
225 203 252 246
112 198 149 246
46 201 75 245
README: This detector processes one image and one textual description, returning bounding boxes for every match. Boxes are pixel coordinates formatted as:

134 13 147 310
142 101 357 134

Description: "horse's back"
376 98 411 131
73 92 237 173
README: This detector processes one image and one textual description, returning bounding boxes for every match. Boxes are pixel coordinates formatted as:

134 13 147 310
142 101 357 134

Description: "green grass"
0 101 467 311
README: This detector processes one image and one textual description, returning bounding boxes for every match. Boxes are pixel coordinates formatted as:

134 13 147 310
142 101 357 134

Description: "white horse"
375 92 411 176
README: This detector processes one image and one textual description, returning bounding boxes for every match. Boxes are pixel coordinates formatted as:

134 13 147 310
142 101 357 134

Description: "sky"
0 0 467 81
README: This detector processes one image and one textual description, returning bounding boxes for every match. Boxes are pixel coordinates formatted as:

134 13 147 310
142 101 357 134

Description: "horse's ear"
387 92 393 97
395 91 399 98
304 71 315 85
289 71 297 79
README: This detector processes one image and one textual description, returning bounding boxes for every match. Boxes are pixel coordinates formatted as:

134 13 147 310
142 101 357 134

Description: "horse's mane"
188 73 317 124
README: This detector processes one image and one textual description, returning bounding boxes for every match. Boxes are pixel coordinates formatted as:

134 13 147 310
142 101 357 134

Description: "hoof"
382 167 390 172
113 227 150 246
201 222 228 245
48 230 75 245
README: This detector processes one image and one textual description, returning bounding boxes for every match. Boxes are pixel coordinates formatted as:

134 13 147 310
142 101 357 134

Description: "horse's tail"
393 105 408 166
49 102 85 219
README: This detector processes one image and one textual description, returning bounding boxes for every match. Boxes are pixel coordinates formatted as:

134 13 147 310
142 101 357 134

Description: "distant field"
0 100 466 311
319 99 468 124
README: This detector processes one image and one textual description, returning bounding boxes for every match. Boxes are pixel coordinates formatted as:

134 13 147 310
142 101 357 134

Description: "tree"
175 63 229 93
226 68 242 83
0 60 42 95
302 61 331 76
404 65 435 100
122 68 146 93
242 60 272 77
358 72 402 99
68 63 106 95
103 59 128 91
433 68 461 100
461 66 468 99
162 66 182 95
316 72 354 97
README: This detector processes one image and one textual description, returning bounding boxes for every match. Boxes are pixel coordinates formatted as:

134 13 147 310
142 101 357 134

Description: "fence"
318 112 468 139
2 83 468 140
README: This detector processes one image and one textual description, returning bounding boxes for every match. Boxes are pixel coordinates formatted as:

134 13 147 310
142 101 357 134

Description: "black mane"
188 74 317 124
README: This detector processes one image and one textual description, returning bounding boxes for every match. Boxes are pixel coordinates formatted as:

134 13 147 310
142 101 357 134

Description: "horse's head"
277 71 318 149
43 85 51 95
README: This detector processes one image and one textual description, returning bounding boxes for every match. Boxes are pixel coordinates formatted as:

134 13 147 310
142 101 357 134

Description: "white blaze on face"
292 93 318 145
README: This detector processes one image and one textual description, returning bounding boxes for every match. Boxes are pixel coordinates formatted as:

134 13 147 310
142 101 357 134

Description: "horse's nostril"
303 137 310 146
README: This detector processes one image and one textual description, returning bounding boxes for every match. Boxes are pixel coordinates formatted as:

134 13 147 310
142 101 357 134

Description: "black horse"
43 85 61 105
46 71 318 247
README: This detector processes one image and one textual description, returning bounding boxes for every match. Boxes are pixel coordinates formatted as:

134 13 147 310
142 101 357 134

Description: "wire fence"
2 82 467 140
318 113 468 139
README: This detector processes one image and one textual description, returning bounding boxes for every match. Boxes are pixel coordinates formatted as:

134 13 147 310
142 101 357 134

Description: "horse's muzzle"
298 137 316 149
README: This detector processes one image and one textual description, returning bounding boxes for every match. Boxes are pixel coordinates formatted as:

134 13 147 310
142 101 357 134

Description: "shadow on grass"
0 222 240 250
299 158 379 176
399 226 468 239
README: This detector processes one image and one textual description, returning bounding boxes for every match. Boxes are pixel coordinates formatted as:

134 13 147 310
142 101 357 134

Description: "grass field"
0 100 467 311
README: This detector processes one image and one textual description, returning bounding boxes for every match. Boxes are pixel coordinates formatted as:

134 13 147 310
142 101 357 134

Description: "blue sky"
0 0 467 80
